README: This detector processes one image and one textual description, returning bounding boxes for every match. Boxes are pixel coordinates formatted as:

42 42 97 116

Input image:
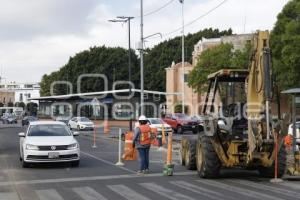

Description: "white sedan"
68 117 94 131
148 118 173 135
19 121 80 168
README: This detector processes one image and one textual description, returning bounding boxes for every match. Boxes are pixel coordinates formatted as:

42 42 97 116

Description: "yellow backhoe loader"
181 31 287 178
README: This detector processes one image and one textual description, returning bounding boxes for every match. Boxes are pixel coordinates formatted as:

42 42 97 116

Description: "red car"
163 113 198 134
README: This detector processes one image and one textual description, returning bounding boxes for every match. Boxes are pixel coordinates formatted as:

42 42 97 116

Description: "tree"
40 46 140 96
270 0 300 90
188 42 251 92
7 102 14 107
15 102 26 109
26 102 38 116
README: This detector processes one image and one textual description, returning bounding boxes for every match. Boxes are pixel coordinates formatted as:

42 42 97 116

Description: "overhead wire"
163 0 229 37
135 0 176 18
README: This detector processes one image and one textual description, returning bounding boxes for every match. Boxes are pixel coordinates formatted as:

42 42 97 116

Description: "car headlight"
26 144 39 150
67 143 79 150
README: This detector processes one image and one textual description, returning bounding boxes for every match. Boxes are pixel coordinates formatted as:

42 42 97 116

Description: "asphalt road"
0 127 299 200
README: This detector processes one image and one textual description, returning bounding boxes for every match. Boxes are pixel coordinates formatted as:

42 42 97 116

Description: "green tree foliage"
40 46 140 96
26 102 38 116
40 28 232 96
188 42 251 92
270 0 300 90
15 102 26 109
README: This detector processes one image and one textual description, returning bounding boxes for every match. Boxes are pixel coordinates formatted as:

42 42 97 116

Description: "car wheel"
71 160 80 167
177 126 183 134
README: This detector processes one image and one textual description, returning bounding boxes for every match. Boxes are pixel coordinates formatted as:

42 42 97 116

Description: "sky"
0 0 290 83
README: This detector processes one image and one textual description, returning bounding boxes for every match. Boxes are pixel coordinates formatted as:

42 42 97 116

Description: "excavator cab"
202 69 249 141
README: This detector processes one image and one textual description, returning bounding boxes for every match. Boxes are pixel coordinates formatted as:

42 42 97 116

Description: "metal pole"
293 95 296 154
181 0 185 114
140 0 144 116
115 128 125 166
128 18 133 131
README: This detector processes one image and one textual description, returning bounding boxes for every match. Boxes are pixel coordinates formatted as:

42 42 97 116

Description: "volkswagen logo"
51 146 56 151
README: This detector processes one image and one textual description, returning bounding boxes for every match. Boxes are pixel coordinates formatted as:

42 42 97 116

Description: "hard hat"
138 115 147 121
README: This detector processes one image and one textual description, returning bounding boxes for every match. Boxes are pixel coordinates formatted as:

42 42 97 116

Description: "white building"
0 82 40 104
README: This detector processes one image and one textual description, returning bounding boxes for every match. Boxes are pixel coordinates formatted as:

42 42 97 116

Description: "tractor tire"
258 144 286 178
184 138 197 170
196 136 221 178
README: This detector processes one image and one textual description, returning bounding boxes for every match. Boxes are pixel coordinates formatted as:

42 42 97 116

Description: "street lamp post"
108 16 134 131
140 0 145 116
179 0 185 114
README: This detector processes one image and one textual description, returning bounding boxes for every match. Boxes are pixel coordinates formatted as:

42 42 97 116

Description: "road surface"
0 127 299 200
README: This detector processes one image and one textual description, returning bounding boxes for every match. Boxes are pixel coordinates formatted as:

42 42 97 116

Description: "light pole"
140 0 145 116
179 0 185 114
108 16 134 130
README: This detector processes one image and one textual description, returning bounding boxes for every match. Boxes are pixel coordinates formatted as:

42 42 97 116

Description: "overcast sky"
0 0 289 83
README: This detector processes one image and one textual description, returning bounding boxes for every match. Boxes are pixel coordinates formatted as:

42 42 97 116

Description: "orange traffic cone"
122 131 137 161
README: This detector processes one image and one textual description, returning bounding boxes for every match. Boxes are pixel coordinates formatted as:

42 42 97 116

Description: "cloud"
0 0 102 40
0 0 290 83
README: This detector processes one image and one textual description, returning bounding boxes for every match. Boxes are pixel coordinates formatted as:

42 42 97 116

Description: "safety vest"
139 125 152 145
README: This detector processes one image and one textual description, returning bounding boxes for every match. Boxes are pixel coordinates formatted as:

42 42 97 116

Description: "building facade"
0 82 40 104
166 34 254 116
0 90 15 105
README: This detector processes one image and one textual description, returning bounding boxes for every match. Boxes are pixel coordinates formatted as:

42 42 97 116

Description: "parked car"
147 118 173 136
163 113 198 134
68 117 94 131
191 115 205 132
22 116 38 126
288 122 300 143
55 116 71 125
19 121 80 168
4 114 17 124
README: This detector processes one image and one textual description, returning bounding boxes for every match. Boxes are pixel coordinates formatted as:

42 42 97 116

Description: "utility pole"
180 0 185 114
108 16 134 130
140 0 145 116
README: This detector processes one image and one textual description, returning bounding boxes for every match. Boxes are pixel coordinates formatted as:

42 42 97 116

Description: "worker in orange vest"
133 115 152 174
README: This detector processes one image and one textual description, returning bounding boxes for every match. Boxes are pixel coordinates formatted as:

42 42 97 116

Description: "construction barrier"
284 135 293 150
104 120 110 134
122 131 137 161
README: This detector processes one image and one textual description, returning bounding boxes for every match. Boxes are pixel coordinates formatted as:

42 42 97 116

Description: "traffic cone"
122 131 137 161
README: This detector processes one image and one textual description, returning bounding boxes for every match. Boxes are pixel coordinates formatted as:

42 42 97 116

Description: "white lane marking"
0 192 19 200
230 180 300 198
0 172 195 186
80 151 136 173
140 182 195 200
36 189 64 200
197 180 283 200
170 181 237 200
73 187 108 200
107 184 150 200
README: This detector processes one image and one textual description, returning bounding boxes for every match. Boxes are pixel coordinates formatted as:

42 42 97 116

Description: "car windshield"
79 117 90 122
27 124 71 136
149 119 163 124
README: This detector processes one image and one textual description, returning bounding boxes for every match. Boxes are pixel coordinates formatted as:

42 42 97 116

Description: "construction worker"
133 115 152 174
